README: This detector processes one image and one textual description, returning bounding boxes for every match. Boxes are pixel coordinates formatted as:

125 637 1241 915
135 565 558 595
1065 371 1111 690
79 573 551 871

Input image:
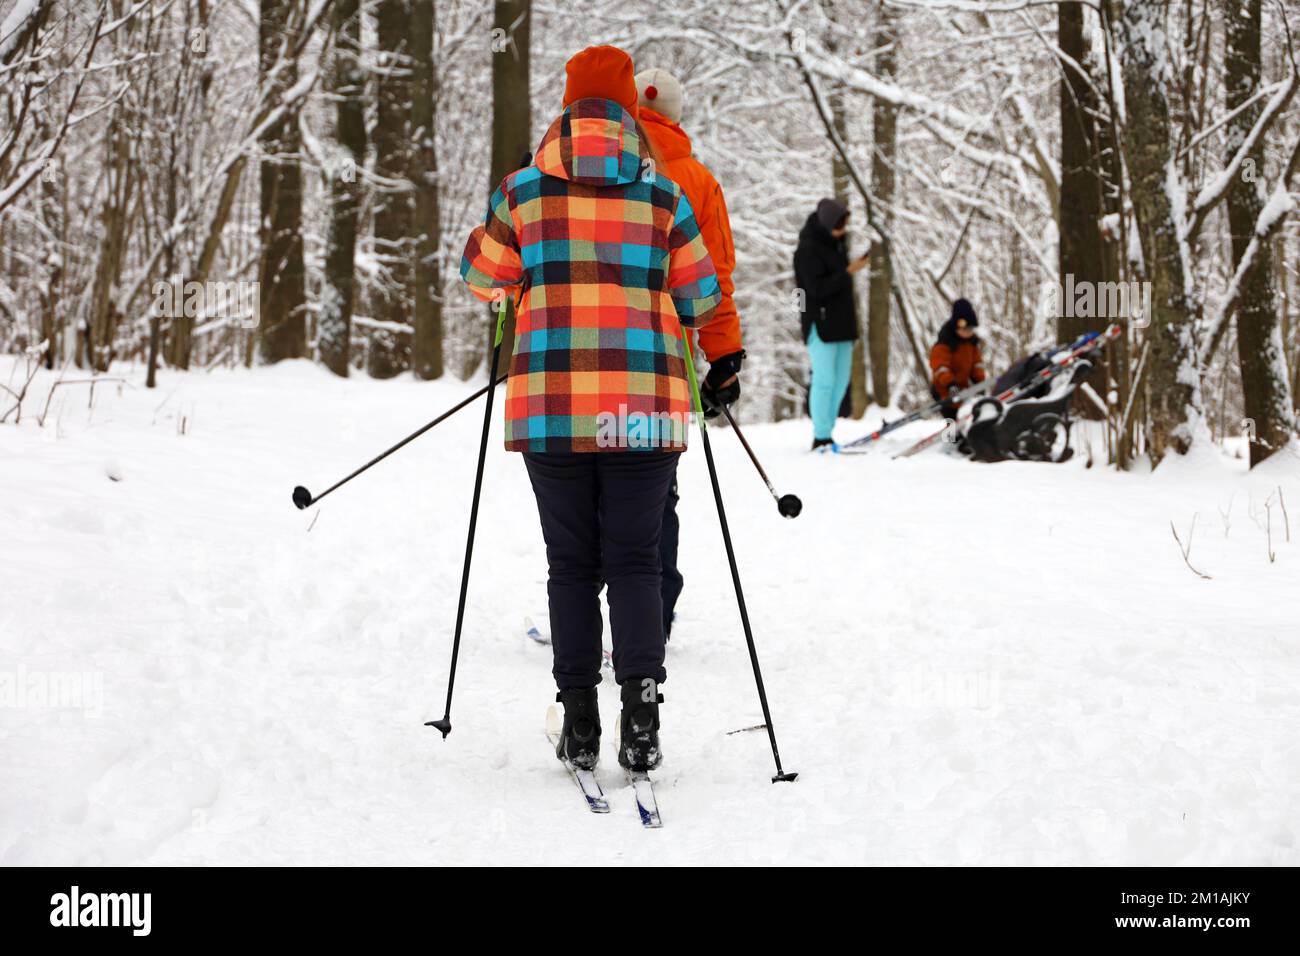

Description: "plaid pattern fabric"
461 98 721 452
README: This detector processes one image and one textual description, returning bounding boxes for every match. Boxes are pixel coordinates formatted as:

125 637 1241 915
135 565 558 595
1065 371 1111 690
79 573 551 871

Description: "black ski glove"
700 350 745 419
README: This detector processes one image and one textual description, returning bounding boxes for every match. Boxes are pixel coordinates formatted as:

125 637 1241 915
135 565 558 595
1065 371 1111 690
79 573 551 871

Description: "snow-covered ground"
2 356 1298 865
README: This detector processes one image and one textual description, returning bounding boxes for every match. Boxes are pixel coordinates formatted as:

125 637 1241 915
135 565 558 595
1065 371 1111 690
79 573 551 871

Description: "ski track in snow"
2 358 1298 865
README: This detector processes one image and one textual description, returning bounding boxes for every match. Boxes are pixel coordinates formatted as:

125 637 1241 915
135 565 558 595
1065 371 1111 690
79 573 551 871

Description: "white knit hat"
635 68 684 123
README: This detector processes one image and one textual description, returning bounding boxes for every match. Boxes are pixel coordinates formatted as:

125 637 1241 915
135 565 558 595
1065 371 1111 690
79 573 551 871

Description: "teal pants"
808 326 853 441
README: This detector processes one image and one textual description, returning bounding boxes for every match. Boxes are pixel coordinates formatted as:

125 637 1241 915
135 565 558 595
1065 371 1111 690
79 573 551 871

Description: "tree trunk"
320 0 366 377
149 7 192 390
148 150 177 390
479 0 531 376
257 0 307 364
370 0 414 378
37 134 62 370
1116 0 1201 464
410 0 443 380
1224 0 1296 465
1094 9 1130 465
867 0 896 410
1058 0 1107 415
86 110 133 372
179 162 241 368
166 0 211 371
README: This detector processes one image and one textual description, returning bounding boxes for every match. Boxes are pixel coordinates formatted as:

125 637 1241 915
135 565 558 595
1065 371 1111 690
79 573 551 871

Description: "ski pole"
292 373 507 510
681 329 797 783
427 292 512 739
715 401 802 519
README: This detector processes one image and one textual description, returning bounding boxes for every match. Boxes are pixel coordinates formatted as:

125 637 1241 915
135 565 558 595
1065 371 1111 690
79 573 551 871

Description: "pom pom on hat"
635 68 684 123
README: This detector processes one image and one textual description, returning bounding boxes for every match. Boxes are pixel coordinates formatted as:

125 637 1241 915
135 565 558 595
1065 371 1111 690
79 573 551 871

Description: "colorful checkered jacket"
460 97 721 452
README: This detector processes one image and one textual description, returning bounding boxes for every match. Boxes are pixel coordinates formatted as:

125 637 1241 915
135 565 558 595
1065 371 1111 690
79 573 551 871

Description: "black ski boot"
618 678 663 771
555 687 601 769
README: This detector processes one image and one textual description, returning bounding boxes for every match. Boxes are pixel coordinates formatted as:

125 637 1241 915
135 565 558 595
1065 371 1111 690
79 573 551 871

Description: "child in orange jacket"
930 298 986 417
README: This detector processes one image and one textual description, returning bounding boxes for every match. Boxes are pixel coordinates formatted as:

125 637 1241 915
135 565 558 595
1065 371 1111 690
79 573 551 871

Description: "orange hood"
639 107 692 162
534 99 646 186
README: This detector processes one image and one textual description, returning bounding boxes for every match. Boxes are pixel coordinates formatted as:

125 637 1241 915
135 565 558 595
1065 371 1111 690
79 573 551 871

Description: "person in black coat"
794 198 870 451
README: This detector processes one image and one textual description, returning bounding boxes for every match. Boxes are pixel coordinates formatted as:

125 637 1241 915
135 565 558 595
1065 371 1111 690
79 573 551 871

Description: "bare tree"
1057 1 1107 413
411 0 444 380
1224 0 1297 464
866 0 896 410
481 0 531 375
165 0 212 372
320 0 367 377
1115 0 1201 464
84 7 142 372
370 0 415 378
258 0 308 364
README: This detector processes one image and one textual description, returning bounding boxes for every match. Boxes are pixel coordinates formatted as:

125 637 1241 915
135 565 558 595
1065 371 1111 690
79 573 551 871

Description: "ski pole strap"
679 327 708 432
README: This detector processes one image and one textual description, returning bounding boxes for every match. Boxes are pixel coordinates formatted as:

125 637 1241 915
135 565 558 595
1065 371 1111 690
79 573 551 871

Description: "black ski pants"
523 451 678 690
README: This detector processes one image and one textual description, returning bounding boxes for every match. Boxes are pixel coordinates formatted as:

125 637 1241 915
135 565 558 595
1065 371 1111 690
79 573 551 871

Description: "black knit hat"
951 298 978 326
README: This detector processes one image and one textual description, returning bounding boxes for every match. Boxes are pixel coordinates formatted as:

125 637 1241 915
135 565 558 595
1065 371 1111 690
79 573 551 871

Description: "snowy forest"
2 0 1298 468
4 0 1300 870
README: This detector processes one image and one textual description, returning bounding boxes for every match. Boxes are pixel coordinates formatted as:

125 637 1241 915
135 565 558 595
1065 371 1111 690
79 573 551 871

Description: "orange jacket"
638 108 742 361
930 339 986 395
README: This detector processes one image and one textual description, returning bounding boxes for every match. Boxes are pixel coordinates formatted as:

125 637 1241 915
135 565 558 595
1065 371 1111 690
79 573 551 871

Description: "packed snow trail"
1 359 1298 864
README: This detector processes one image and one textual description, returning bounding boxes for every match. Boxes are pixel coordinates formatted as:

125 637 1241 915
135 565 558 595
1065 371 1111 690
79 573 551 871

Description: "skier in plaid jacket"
459 45 721 773
461 77 720 451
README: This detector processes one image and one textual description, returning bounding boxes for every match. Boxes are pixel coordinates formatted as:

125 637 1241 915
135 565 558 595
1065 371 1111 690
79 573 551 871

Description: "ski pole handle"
679 327 709 432
492 290 509 347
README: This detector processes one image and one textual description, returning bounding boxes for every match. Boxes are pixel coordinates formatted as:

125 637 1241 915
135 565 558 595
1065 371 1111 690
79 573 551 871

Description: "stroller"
962 356 1095 464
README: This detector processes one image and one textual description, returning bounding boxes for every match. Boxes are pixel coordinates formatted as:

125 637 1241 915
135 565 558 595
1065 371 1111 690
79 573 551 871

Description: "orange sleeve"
691 173 742 362
930 342 955 392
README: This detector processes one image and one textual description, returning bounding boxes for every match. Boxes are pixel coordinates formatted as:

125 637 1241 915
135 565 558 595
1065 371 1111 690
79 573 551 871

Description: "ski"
890 417 962 460
544 705 609 813
626 771 662 828
840 379 992 452
892 325 1120 460
613 722 664 827
525 616 549 645
528 617 611 673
